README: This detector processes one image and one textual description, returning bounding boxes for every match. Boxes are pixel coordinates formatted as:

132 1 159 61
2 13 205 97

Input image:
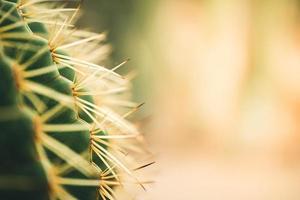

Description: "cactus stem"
20 45 50 70
1 0 153 198
41 133 95 177
0 176 39 190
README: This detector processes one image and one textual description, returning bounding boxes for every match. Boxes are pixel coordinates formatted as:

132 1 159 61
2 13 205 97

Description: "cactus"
0 0 152 199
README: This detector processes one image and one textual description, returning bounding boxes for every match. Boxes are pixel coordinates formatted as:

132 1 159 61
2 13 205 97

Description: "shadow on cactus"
0 0 154 199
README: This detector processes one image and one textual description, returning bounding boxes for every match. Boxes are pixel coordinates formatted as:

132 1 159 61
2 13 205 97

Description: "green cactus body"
0 0 151 199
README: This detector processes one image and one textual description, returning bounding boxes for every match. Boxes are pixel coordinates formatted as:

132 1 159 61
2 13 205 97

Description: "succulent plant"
0 0 152 199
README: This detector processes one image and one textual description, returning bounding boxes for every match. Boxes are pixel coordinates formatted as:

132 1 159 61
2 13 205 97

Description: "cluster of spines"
0 0 153 199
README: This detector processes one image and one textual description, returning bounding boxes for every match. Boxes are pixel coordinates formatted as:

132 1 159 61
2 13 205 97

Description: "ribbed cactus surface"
0 0 151 199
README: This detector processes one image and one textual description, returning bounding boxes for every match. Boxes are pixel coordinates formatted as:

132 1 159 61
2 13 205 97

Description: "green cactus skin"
0 0 96 199
0 0 151 199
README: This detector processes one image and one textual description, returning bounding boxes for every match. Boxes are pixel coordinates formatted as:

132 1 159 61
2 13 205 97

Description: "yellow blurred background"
80 0 300 199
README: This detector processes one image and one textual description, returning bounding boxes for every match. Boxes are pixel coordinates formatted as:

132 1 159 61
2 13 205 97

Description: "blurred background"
79 0 300 199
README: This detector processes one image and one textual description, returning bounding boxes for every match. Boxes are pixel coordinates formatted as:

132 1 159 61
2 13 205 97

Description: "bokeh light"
81 1 300 199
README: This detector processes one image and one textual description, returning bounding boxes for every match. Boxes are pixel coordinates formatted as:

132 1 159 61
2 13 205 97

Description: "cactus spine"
0 0 152 199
